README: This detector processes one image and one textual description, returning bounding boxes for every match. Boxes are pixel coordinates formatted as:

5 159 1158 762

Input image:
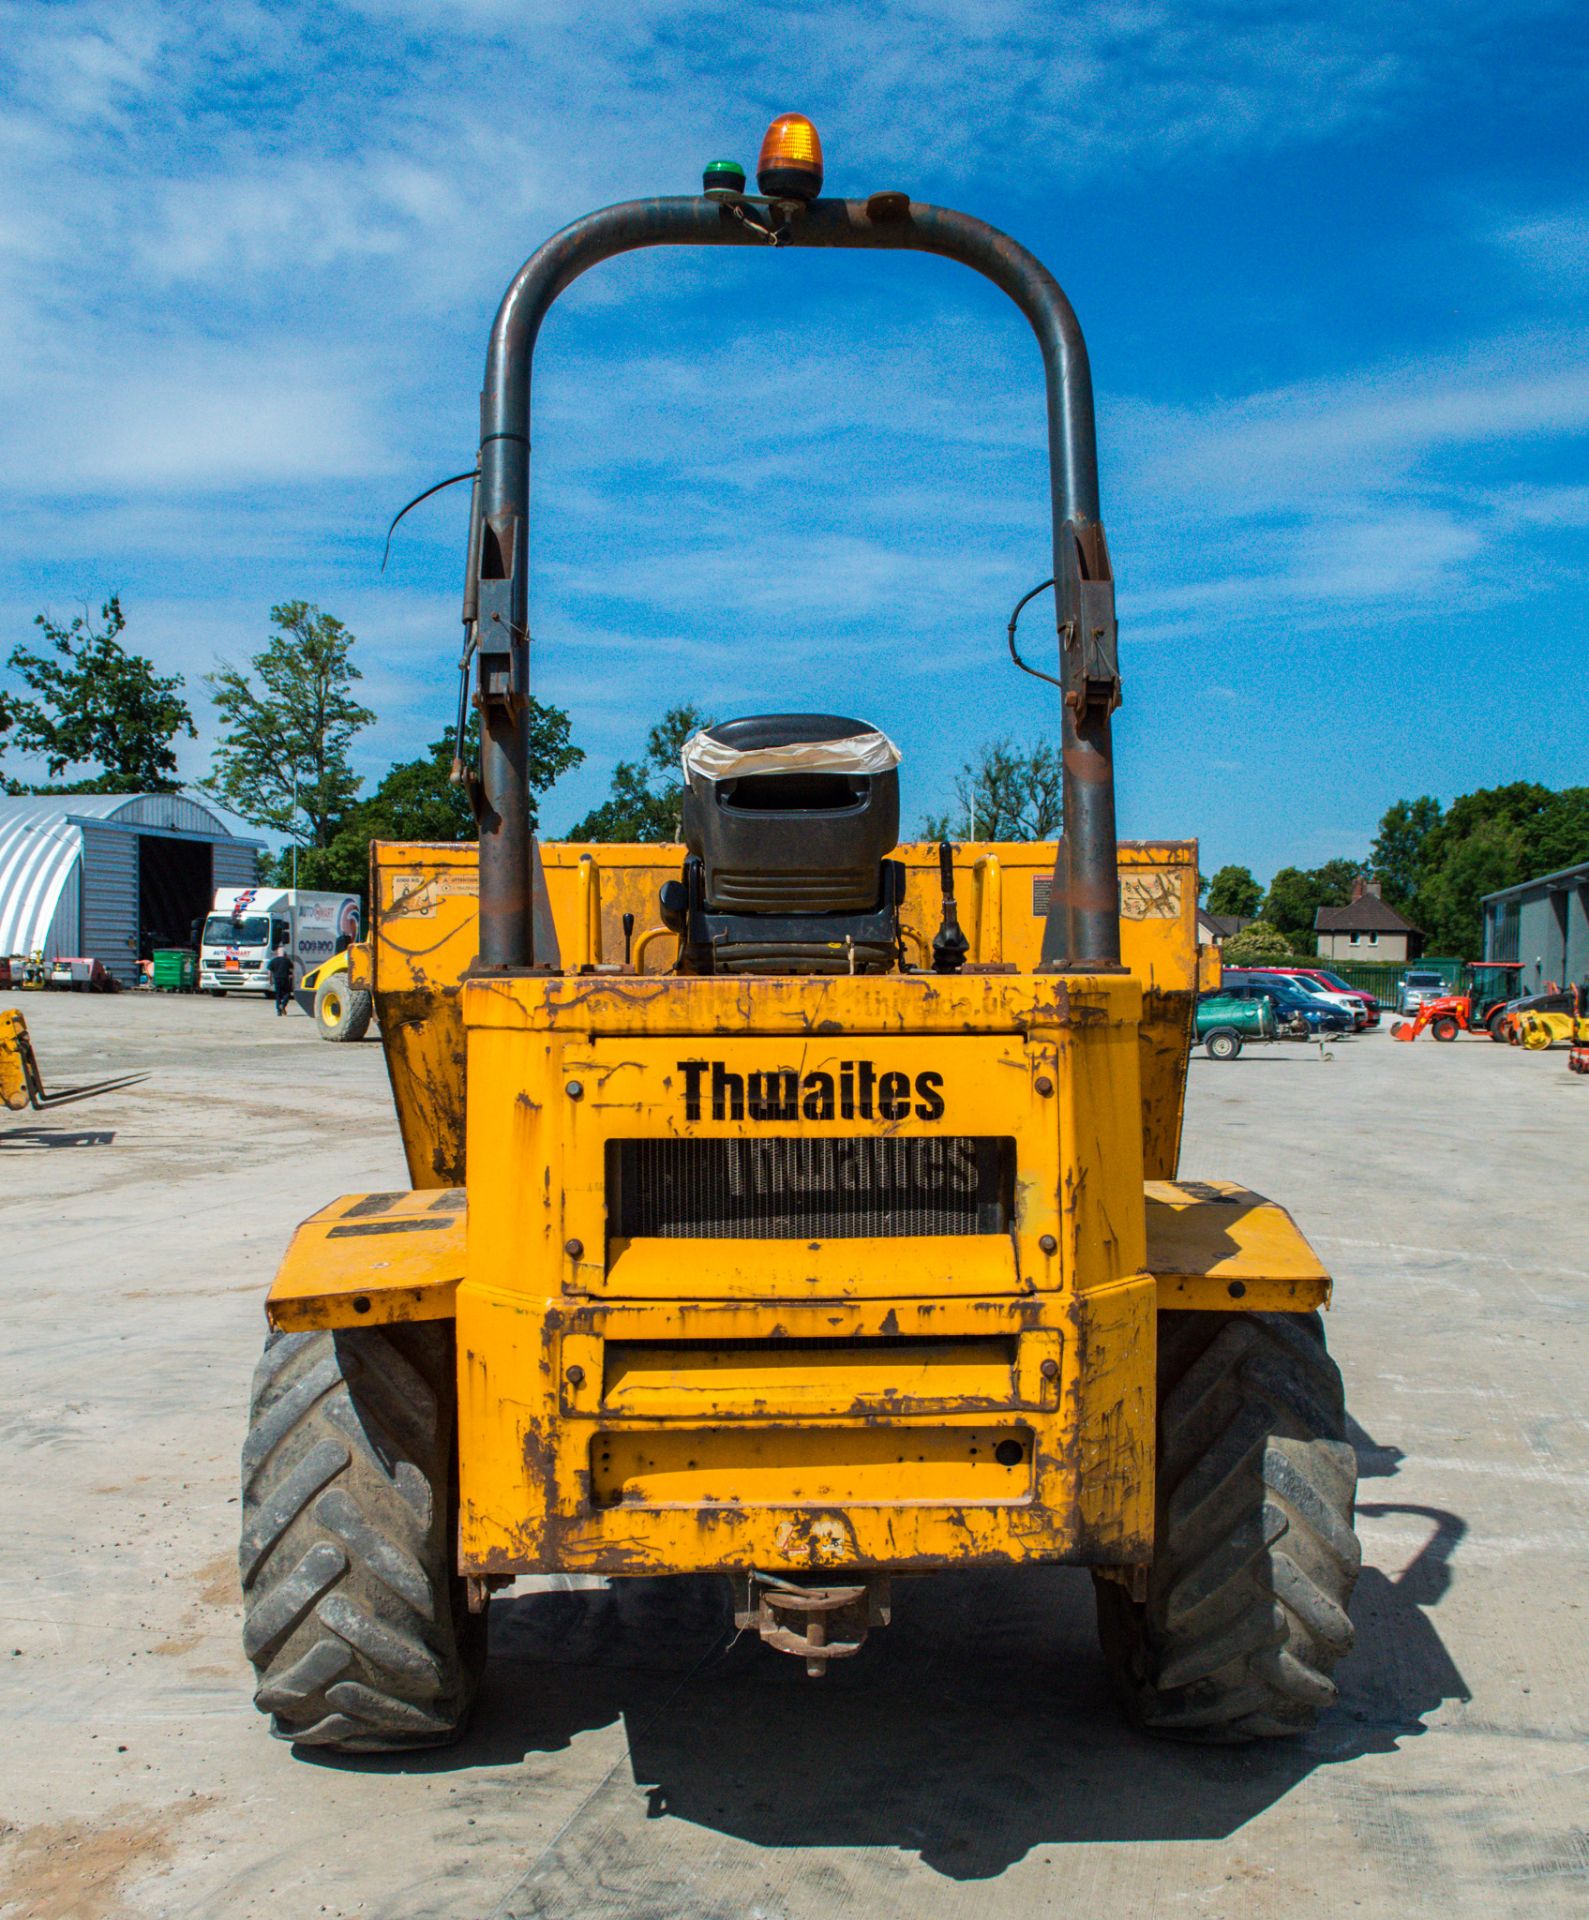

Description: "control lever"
931 840 969 974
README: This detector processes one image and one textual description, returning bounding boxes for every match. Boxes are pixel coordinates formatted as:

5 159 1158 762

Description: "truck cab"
199 888 358 996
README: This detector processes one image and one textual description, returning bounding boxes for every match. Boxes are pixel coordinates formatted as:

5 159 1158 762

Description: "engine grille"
608 1136 1013 1239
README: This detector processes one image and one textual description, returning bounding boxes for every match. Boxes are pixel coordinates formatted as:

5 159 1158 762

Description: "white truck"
198 888 359 997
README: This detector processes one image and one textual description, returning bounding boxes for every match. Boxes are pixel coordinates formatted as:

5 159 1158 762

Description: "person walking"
267 940 295 1018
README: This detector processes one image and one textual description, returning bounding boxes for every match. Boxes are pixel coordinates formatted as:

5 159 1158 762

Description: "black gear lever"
931 841 969 974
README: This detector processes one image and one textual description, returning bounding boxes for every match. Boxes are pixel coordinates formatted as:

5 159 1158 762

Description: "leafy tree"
921 738 1063 842
1528 786 1589 876
1221 920 1295 965
1260 858 1363 954
1372 782 1589 954
1371 795 1442 912
270 704 583 899
1205 864 1262 918
564 704 712 843
1415 817 1529 957
202 603 374 847
7 595 194 792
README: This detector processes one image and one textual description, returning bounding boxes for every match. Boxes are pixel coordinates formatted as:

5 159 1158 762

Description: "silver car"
1398 969 1447 1015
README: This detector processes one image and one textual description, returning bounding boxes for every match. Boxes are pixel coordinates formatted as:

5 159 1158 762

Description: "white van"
198 888 360 996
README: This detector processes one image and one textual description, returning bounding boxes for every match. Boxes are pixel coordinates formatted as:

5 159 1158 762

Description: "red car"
1247 967 1379 1029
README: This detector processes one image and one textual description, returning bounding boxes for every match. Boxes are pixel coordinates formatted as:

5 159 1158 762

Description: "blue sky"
1 0 1584 883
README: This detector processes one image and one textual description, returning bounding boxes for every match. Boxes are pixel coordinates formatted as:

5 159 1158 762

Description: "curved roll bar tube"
469 194 1121 971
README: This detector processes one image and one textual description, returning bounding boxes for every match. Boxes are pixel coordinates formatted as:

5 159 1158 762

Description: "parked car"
1223 971 1353 1036
1247 967 1367 1030
1398 969 1448 1016
1195 987 1279 1059
1281 966 1381 1026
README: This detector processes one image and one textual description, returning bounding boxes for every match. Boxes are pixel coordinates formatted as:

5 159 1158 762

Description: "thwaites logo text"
678 1059 944 1123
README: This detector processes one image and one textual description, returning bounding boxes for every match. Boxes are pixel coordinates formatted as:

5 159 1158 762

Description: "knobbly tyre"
240 116 1360 1753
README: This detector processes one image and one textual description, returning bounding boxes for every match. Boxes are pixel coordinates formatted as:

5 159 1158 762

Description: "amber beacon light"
756 113 824 201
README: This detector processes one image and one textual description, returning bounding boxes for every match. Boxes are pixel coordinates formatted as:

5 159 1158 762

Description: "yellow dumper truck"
241 118 1358 1753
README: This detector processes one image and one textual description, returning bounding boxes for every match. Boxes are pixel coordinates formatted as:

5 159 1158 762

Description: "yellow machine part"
362 838 1206 1191
0 1006 146 1113
268 961 1330 1581
1520 1010 1589 1049
268 1179 1329 1333
0 1009 32 1111
299 950 347 997
259 834 1335 1584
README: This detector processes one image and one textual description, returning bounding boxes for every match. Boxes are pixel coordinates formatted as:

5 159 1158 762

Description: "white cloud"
1109 335 1589 631
1491 207 1589 291
0 340 385 493
2 0 1585 839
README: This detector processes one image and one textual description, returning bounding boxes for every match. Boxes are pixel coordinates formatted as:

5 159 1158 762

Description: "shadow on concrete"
1338 1411 1472 1747
0 1125 115 1149
306 1416 1468 1880
1191 1046 1356 1066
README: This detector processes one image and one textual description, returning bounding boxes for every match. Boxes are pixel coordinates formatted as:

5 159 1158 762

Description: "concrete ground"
0 991 1584 1919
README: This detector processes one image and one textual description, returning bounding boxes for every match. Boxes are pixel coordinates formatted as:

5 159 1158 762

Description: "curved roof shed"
0 792 261 984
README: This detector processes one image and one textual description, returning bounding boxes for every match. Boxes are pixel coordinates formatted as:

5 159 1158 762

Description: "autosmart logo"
678 1059 945 1123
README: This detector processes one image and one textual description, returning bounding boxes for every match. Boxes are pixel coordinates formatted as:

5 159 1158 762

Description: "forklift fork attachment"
0 1011 147 1114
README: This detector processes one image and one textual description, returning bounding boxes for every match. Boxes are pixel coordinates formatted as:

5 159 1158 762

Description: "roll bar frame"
468 192 1121 972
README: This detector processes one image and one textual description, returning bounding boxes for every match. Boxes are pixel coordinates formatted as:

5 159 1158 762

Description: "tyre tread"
1098 1309 1360 1743
239 1324 479 1752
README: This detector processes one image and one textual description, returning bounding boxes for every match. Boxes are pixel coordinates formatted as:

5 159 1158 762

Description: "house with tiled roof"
1197 909 1253 948
1314 877 1422 963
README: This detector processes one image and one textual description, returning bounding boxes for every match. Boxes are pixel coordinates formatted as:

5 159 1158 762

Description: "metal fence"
1270 955 1463 1002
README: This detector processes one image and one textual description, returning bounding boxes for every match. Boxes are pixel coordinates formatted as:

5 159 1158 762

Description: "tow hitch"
733 1571 892 1678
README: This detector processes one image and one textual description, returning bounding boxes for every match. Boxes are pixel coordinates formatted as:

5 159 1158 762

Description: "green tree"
921 738 1063 842
564 704 712 842
1221 920 1295 965
272 704 584 899
1205 864 1262 917
202 603 375 847
1371 795 1442 913
1261 858 1363 954
1416 817 1529 956
1402 783 1589 953
1529 786 1589 876
7 595 194 792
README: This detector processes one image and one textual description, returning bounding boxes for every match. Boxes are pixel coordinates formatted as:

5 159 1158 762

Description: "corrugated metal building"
0 793 261 986
1482 859 1589 993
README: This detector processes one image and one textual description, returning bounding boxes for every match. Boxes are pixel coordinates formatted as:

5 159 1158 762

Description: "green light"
703 159 746 197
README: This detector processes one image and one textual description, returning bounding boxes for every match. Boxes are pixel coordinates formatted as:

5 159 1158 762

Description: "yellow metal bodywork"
364 837 1205 1189
0 1009 33 1111
448 968 1154 1575
262 831 1332 1584
1143 1179 1330 1311
267 1189 464 1326
299 950 348 999
1519 1008 1589 1049
268 1178 1329 1333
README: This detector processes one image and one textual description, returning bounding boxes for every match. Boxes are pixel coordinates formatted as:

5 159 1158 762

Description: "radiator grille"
608 1136 1013 1239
